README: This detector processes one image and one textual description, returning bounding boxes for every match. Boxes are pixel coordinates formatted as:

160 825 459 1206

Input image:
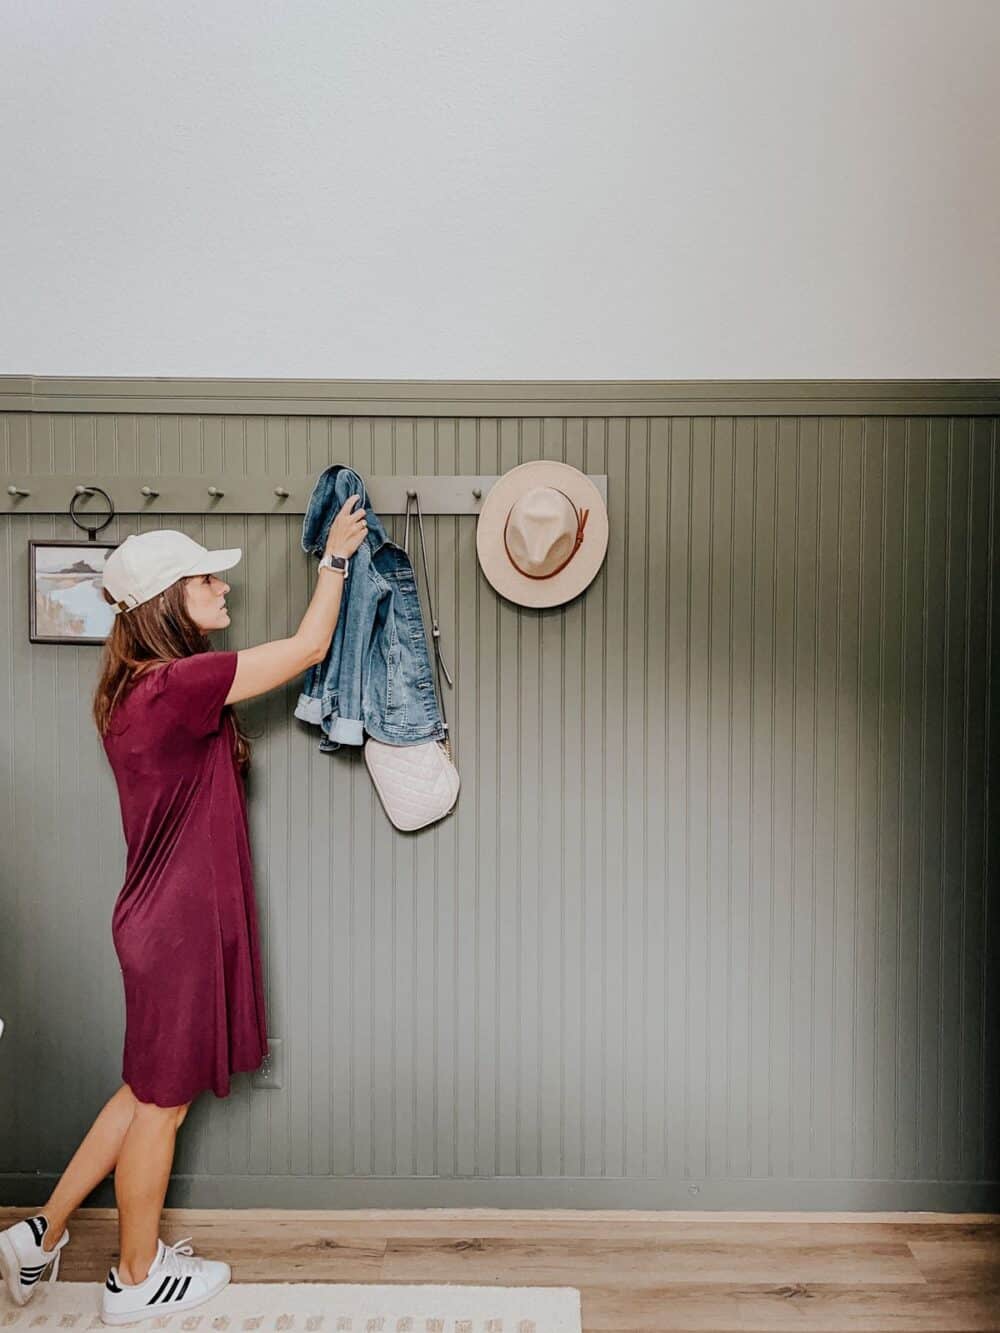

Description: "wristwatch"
318 552 350 579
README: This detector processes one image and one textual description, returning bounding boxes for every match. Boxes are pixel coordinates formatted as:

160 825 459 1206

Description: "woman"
0 494 367 1325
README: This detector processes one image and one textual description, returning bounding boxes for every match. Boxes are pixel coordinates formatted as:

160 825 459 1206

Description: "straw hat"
475 461 609 608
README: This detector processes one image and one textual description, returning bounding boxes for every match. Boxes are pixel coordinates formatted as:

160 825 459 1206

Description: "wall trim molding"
2 376 999 417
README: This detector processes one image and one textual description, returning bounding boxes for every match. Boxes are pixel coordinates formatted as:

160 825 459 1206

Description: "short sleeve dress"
102 650 269 1107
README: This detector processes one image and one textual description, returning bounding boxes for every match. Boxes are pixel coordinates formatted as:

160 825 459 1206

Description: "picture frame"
28 539 118 645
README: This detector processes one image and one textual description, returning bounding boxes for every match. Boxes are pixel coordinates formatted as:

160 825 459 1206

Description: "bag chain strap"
403 493 454 758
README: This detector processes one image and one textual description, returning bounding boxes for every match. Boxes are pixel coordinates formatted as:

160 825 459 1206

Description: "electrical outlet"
251 1038 283 1090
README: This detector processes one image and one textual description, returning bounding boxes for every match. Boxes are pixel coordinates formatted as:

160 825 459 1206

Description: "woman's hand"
325 494 368 558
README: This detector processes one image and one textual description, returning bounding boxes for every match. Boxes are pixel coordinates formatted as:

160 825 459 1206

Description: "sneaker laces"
159 1238 205 1279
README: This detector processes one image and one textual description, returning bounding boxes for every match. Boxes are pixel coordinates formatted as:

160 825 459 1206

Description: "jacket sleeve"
323 468 373 744
296 466 376 747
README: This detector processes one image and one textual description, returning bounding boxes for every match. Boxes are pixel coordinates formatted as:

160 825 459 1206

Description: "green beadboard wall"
1 380 998 1210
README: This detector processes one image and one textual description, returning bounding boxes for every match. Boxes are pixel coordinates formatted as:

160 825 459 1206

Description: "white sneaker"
0 1214 70 1306
100 1236 231 1326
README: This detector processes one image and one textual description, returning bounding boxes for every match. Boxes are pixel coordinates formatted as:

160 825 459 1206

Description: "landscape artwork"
30 541 117 644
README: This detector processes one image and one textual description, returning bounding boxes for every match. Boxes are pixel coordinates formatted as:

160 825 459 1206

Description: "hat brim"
182 547 243 576
476 462 608 608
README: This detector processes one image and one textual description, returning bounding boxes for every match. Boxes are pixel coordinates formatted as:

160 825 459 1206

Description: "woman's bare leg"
36 1084 139 1251
114 1099 190 1285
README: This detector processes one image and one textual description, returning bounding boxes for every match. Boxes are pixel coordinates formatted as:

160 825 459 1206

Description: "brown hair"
93 576 252 775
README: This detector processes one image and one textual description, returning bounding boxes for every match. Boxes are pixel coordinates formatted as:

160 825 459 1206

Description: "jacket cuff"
293 694 323 725
326 716 365 745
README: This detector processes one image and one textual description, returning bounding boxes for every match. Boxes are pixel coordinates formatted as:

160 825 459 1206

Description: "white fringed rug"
0 1282 581 1333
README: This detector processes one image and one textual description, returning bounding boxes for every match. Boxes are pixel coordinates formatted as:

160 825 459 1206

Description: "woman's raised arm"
225 493 368 705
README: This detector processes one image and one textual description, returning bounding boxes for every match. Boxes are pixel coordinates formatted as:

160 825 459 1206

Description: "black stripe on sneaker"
106 1273 122 1293
25 1217 47 1246
21 1274 42 1286
164 1277 183 1302
148 1276 173 1305
175 1277 192 1301
20 1265 46 1275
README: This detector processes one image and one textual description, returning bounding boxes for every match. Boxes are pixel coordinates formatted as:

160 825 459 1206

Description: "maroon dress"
102 649 268 1107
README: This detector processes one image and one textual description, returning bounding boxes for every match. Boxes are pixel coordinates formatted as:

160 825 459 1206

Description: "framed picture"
29 540 118 645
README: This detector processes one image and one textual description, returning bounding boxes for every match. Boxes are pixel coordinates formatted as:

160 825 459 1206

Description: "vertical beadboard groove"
959 419 974 1179
641 420 651 1177
918 421 931 1180
511 423 520 1176
981 418 997 1179
851 418 865 1178
1 405 998 1208
873 418 889 1181
661 418 671 1179
767 424 778 1178
789 417 801 1177
895 420 908 1180
534 434 543 1178
747 419 757 1177
810 430 821 1177
621 420 631 1176
495 422 506 1180
683 421 693 1179
602 416 610 1177
727 420 738 1179
939 422 953 1181
833 419 844 1181
558 422 566 1178
703 420 714 1181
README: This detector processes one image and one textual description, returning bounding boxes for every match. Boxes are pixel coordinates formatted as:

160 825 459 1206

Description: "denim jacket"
293 465 446 750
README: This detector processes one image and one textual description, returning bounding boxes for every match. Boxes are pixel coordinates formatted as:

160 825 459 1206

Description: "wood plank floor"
2 1208 998 1332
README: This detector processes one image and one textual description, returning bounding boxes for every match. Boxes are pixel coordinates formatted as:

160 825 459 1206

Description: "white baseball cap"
102 529 242 614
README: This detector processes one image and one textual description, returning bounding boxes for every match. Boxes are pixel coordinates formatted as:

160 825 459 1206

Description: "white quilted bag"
364 491 460 831
365 734 460 831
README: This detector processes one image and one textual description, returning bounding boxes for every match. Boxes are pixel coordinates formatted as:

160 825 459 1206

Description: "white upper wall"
2 0 996 378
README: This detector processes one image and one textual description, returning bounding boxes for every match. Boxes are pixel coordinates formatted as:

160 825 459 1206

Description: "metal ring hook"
68 484 115 541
